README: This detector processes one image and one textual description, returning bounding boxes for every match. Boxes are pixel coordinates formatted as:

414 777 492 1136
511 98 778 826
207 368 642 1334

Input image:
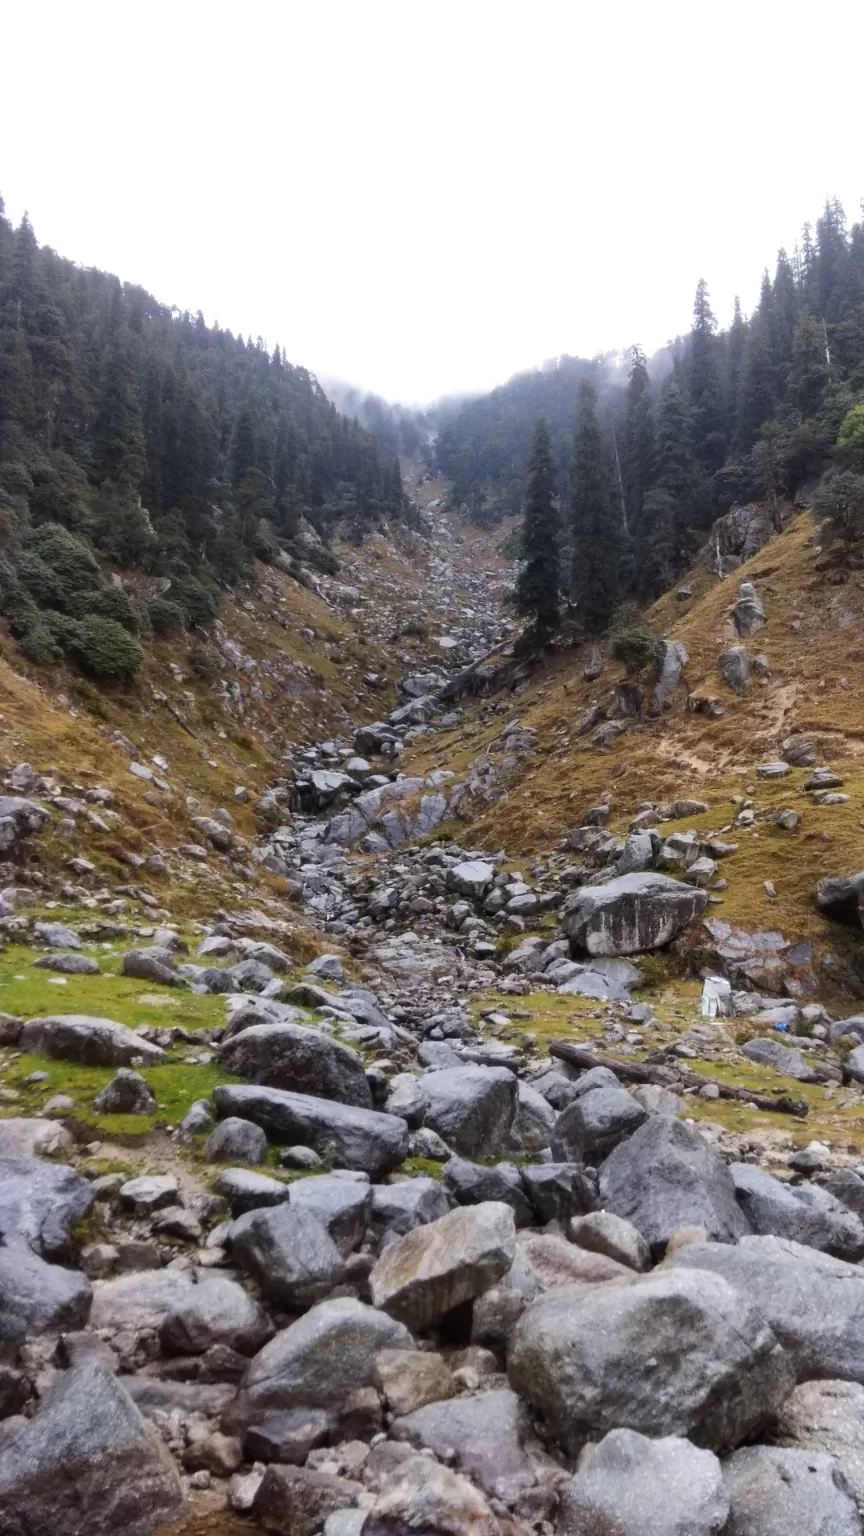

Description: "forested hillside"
322 381 435 468
439 196 864 617
0 198 407 679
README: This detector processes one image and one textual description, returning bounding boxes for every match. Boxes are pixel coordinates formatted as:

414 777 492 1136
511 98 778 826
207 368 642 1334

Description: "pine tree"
570 381 619 635
772 248 798 386
640 377 697 597
724 297 747 441
688 279 725 469
736 312 776 451
514 418 560 640
622 346 655 541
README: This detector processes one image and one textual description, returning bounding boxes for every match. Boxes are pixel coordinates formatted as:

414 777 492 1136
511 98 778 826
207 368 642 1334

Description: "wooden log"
549 1040 808 1118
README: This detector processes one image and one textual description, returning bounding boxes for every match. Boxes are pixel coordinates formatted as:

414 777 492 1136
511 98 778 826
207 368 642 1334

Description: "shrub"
25 522 101 591
17 549 67 609
71 584 139 633
811 470 864 552
188 646 220 682
42 610 85 650
2 583 43 638
169 572 220 627
148 597 185 635
838 404 864 464
71 615 143 684
19 621 62 665
608 604 666 675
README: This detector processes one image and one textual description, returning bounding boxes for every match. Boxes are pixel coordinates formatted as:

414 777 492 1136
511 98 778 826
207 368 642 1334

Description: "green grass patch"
0 1050 238 1139
0 944 227 1033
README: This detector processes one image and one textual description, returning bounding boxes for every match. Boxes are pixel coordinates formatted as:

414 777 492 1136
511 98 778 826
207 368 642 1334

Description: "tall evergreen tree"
724 297 747 442
514 418 560 640
736 311 776 451
622 347 655 540
570 381 619 634
688 279 725 469
640 378 696 598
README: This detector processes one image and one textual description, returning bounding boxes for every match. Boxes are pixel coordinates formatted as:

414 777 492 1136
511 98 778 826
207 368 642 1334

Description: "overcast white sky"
2 1 863 404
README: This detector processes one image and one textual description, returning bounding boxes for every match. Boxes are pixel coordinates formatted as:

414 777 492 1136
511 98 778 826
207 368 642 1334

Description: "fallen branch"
550 1040 808 1118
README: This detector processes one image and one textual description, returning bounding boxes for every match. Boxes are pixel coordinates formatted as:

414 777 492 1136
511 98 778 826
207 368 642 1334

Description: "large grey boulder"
0 794 49 840
225 1296 412 1430
731 1164 864 1259
18 1014 166 1067
772 1380 864 1515
370 1178 452 1239
0 1155 93 1260
732 581 766 638
598 1116 749 1253
446 860 495 898
668 1235 864 1382
719 645 751 694
443 1157 533 1227
558 1428 729 1536
0 1117 71 1158
391 1389 539 1502
552 1084 647 1163
0 1245 92 1342
740 1036 818 1082
205 1116 268 1164
89 1269 196 1334
230 1205 346 1307
121 948 181 985
212 1085 408 1178
370 1201 516 1331
722 1445 860 1535
92 1069 156 1116
288 1175 371 1255
520 1162 596 1224
562 873 707 957
214 1166 292 1215
418 1067 517 1157
513 1079 557 1153
815 872 864 931
219 1023 373 1108
159 1275 272 1356
508 1266 792 1455
0 1360 183 1536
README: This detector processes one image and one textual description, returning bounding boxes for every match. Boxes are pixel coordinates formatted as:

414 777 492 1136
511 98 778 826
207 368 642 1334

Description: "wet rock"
19 1014 166 1068
0 1360 183 1536
160 1275 272 1355
230 1204 346 1307
562 872 707 957
722 1444 860 1535
213 1084 409 1177
370 1201 516 1330
92 1069 156 1116
205 1116 268 1164
598 1116 749 1253
559 1428 728 1536
509 1265 793 1455
418 1066 517 1157
225 1297 412 1430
